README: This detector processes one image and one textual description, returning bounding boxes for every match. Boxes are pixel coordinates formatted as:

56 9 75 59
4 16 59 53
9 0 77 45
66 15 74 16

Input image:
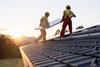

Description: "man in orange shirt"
60 5 76 37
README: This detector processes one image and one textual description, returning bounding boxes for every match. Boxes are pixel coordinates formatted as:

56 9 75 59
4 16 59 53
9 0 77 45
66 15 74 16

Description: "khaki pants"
37 28 46 43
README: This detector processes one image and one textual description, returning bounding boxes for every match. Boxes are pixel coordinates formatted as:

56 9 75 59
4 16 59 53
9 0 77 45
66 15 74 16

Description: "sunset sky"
0 0 100 38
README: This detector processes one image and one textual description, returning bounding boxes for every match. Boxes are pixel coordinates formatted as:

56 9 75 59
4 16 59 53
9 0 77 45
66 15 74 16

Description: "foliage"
76 25 84 30
54 29 60 36
0 34 21 59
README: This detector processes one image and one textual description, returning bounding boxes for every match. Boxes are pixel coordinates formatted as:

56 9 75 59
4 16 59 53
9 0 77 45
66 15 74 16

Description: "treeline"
0 34 21 59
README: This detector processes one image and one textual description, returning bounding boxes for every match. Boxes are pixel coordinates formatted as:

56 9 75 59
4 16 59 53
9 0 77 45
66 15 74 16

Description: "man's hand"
73 14 76 17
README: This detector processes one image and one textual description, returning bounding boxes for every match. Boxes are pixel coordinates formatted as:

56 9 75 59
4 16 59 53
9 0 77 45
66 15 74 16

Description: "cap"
66 5 71 9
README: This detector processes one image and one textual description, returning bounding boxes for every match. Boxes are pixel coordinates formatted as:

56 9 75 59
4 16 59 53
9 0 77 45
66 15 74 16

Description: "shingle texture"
20 25 100 67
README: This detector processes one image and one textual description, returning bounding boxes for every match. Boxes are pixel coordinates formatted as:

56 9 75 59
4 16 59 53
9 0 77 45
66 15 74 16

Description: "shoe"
60 37 65 39
69 34 72 37
40 41 46 44
34 39 38 44
43 42 46 44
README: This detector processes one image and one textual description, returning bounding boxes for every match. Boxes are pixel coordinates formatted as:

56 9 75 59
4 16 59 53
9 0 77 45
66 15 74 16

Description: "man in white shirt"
35 12 50 44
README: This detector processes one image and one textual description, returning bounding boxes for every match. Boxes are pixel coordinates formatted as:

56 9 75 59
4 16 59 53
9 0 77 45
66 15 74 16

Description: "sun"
10 31 22 38
7 28 40 39
8 29 25 38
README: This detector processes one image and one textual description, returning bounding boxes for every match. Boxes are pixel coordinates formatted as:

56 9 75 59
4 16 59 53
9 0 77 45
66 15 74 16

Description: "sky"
0 0 100 38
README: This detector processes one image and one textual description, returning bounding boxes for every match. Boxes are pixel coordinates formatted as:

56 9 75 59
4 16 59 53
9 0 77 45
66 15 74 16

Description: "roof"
20 25 100 67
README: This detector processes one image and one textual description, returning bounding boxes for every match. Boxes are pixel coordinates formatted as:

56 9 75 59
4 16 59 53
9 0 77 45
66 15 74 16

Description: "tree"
76 25 84 30
0 34 21 59
54 29 60 36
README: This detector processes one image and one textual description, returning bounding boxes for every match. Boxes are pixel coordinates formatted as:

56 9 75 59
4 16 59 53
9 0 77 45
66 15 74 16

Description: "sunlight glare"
8 29 25 38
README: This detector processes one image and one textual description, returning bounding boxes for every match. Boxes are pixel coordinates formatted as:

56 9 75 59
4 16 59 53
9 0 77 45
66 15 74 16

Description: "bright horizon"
0 0 100 38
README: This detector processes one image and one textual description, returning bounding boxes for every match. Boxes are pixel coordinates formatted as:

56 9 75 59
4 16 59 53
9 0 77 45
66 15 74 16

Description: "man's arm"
60 10 66 22
72 11 76 17
39 17 44 26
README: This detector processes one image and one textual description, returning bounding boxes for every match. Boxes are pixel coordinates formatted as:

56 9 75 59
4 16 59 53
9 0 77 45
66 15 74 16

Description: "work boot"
34 39 38 45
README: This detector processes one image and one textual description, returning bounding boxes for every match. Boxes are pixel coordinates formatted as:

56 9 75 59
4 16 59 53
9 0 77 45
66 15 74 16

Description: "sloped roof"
20 25 100 67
